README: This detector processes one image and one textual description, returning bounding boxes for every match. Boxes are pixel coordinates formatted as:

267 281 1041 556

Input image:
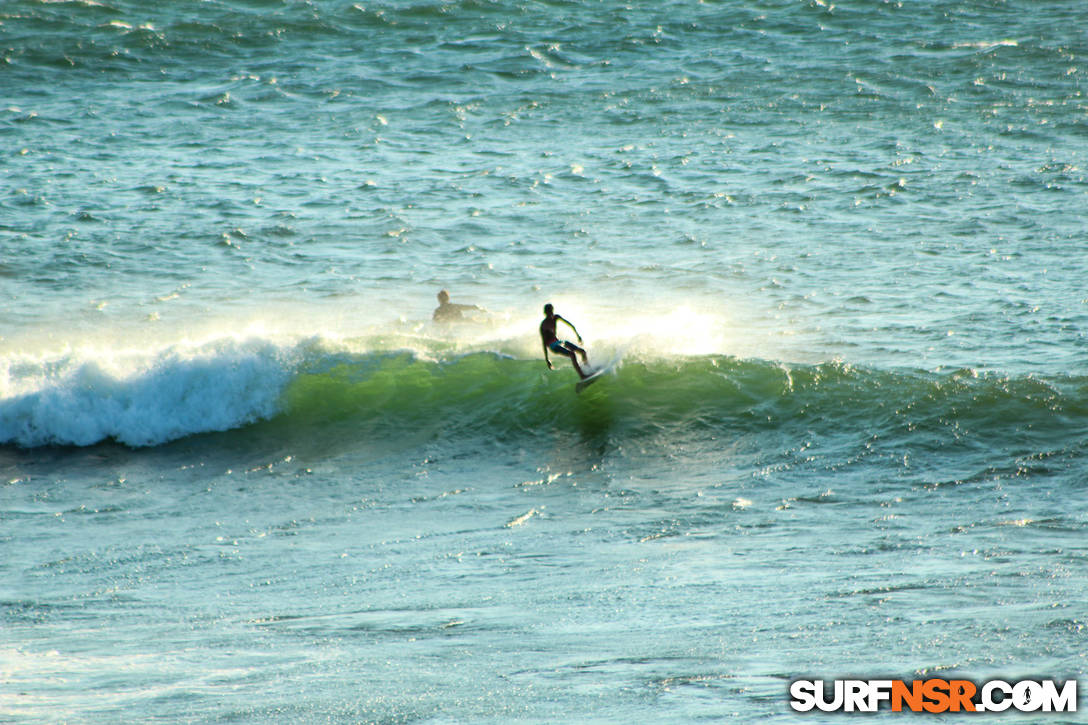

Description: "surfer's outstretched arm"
543 342 554 369
556 315 582 343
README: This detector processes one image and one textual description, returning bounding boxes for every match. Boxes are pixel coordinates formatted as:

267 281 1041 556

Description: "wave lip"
0 337 297 448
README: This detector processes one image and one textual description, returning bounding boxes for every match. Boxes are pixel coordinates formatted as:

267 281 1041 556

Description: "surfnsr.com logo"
789 678 1078 714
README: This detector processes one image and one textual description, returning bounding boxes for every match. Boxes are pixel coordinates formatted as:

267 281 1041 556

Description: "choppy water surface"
3 0 1087 721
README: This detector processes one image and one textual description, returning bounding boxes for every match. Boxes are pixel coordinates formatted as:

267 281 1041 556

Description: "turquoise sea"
3 0 1088 721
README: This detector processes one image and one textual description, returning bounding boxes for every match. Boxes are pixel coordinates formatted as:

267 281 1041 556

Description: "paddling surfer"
433 289 483 323
540 303 589 379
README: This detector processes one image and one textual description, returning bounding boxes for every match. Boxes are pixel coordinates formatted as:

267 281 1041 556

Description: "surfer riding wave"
540 303 589 379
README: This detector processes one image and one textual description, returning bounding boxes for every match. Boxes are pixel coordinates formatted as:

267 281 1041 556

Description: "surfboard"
575 353 621 394
575 368 606 393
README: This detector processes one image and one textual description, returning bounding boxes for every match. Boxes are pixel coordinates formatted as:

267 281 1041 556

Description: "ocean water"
3 0 1088 721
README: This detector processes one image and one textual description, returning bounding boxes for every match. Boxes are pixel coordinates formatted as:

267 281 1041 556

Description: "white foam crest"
371 301 750 364
516 297 752 362
0 336 300 448
593 305 731 358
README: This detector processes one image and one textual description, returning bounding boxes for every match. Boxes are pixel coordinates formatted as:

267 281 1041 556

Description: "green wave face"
278 351 1088 454
5 334 1081 453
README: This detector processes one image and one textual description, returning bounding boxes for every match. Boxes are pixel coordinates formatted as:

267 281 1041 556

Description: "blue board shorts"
548 340 572 353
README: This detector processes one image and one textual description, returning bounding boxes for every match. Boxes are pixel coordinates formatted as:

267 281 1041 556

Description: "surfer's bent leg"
564 341 588 364
559 346 587 379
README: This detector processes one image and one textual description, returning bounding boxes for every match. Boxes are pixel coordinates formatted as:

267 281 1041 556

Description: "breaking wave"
2 333 1085 451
